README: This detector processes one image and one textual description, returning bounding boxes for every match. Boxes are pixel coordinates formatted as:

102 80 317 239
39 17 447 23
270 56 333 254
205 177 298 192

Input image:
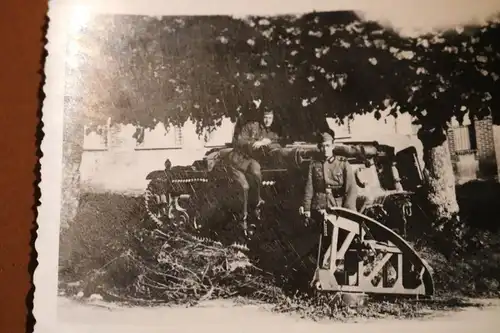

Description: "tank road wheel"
311 208 434 299
144 180 193 231
144 181 169 226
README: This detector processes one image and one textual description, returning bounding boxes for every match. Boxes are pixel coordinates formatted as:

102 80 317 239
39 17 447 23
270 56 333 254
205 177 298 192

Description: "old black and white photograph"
36 0 500 332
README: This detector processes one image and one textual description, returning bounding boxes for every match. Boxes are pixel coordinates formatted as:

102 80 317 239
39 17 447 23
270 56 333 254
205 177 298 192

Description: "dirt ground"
57 296 500 333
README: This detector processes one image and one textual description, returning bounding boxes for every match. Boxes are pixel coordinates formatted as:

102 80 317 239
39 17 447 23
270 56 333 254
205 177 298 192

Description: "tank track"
144 186 164 227
144 186 249 252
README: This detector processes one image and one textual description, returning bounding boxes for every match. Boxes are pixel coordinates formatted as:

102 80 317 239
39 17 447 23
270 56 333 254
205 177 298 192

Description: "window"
174 126 183 147
135 123 184 150
452 124 477 153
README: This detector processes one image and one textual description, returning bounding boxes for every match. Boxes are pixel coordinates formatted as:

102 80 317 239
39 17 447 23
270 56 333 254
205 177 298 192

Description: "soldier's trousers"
228 159 262 217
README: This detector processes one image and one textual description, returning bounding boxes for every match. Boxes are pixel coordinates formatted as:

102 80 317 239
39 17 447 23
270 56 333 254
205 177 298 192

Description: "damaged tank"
143 125 433 298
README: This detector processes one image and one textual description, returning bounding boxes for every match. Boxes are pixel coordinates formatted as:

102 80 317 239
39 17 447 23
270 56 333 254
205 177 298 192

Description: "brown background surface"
0 0 48 332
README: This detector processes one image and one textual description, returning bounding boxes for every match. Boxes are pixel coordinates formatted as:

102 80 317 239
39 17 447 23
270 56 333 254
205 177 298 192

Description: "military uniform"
233 121 280 156
302 131 358 215
302 156 358 213
227 120 281 220
299 131 358 271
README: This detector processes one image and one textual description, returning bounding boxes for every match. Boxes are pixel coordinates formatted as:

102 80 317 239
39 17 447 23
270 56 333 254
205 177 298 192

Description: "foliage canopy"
67 11 500 143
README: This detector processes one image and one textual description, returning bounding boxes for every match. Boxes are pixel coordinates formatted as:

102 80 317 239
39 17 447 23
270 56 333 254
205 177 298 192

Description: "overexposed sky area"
353 0 500 36
230 0 500 37
66 0 500 38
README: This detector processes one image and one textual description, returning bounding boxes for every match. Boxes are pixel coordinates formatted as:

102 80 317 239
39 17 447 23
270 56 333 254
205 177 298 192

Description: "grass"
58 179 500 321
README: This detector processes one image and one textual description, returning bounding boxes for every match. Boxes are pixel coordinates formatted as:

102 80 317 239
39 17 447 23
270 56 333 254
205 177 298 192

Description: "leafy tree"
230 11 500 237
393 23 500 234
62 12 500 239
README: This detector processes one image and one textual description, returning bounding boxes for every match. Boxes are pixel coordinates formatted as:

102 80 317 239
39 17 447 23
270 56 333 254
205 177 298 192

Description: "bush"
59 188 499 320
59 192 146 279
457 179 500 232
58 192 285 304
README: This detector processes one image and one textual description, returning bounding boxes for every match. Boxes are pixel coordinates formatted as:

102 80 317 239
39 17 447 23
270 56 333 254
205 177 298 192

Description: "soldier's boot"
253 199 265 221
239 213 249 237
230 214 250 251
239 213 258 241
247 217 257 239
240 189 249 230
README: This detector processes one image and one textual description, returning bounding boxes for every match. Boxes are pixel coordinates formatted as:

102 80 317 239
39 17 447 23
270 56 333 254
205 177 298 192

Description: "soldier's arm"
342 161 358 211
270 131 281 143
267 132 282 149
234 122 257 152
302 162 314 212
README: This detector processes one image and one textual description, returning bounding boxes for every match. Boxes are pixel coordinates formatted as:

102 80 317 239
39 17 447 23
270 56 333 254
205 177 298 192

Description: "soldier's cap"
319 130 335 143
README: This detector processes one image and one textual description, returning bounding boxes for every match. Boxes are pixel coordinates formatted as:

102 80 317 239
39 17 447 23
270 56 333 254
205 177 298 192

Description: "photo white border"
35 0 500 332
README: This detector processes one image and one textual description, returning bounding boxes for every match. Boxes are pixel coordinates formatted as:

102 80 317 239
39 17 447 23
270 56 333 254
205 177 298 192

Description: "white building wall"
80 111 422 194
328 110 423 166
81 118 235 194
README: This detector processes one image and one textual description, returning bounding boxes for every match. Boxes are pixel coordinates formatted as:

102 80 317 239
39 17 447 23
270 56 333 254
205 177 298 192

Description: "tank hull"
142 141 432 296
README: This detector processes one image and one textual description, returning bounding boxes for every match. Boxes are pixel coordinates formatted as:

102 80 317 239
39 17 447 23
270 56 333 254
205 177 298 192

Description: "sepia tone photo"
36 0 500 332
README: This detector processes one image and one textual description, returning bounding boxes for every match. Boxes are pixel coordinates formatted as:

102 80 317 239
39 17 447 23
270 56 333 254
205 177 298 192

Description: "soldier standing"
301 130 358 223
227 108 281 236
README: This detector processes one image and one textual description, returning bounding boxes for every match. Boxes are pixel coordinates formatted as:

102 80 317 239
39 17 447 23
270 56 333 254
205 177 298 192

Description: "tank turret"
144 139 424 238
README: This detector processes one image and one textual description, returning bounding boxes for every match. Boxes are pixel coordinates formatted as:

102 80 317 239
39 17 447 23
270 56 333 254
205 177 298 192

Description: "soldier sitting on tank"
300 130 358 223
227 107 281 236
